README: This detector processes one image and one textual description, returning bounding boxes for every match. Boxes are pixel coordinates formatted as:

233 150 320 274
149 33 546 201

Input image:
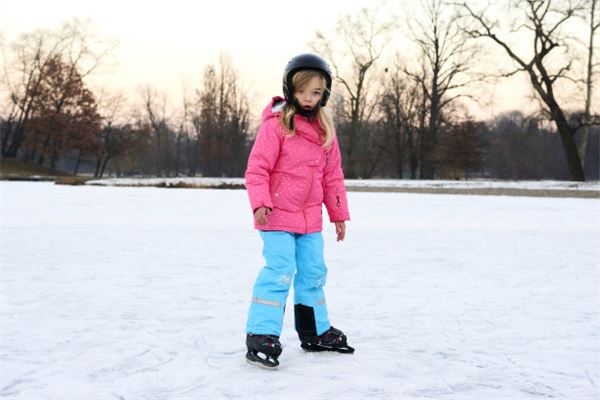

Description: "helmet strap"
292 98 321 119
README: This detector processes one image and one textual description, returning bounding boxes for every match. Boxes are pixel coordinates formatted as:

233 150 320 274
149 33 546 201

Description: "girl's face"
294 75 324 111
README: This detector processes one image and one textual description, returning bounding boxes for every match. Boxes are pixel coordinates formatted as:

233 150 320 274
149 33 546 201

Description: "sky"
0 0 594 122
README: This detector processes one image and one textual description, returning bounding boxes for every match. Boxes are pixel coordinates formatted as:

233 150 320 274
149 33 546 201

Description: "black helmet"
283 53 333 107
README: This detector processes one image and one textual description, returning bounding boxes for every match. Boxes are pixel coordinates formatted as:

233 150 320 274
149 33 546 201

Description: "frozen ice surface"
1 182 599 399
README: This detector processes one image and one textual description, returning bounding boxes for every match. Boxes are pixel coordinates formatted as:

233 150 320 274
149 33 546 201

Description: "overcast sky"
0 0 594 122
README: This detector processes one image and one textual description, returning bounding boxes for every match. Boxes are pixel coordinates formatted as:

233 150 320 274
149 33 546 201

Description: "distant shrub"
155 181 245 189
55 177 89 185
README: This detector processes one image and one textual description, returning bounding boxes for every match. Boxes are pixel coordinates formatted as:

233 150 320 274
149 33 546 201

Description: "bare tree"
2 31 60 157
577 0 600 167
177 84 194 177
379 56 423 178
310 6 393 178
94 89 133 177
404 0 479 179
138 85 170 177
183 87 201 177
459 0 589 181
1 18 114 159
195 64 219 176
192 53 250 177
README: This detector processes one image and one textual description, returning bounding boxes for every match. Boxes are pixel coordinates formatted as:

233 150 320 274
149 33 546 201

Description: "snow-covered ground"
1 181 599 399
84 177 600 192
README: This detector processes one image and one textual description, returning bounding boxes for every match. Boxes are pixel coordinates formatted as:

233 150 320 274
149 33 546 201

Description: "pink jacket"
245 96 350 234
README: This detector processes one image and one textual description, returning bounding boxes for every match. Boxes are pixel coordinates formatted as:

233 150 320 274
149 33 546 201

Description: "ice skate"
300 326 355 353
245 333 282 369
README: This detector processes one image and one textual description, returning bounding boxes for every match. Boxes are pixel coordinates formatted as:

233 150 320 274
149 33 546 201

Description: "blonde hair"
279 70 335 148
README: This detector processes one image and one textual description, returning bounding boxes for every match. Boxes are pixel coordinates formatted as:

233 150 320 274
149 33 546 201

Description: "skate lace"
264 335 281 347
320 327 344 345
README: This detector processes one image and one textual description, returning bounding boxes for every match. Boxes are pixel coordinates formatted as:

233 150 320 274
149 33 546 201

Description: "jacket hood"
261 96 324 146
261 96 287 123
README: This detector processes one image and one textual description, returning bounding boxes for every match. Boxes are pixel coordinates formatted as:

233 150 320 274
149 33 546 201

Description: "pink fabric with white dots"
245 96 350 234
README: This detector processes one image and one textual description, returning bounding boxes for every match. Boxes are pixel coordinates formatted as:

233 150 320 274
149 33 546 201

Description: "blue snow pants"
246 231 331 337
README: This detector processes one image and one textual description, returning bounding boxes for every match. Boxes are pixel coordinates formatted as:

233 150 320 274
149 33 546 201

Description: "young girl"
244 53 354 369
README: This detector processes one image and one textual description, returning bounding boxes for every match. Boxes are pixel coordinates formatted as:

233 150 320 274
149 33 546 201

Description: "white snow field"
1 181 599 399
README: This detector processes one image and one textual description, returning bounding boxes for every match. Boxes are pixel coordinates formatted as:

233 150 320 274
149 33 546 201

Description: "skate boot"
300 326 355 353
245 333 282 369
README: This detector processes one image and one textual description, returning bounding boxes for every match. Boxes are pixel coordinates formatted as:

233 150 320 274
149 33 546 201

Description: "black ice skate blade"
246 350 279 369
300 342 355 354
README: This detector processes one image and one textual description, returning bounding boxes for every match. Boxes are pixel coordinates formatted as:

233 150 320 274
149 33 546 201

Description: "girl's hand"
254 207 271 225
335 221 346 242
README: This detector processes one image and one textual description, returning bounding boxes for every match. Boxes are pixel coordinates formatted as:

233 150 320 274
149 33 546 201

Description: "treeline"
1 0 599 181
0 20 250 178
355 111 599 180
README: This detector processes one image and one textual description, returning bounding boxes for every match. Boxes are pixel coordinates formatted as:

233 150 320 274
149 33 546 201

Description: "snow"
1 181 599 399
84 177 600 192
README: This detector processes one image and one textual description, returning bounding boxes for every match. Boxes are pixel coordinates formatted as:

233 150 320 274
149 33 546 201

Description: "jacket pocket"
272 172 310 212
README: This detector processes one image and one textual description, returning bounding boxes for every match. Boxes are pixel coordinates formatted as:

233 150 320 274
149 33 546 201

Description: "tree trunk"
346 114 359 178
423 71 441 180
0 120 12 157
394 101 404 179
73 149 82 175
94 159 101 177
186 134 194 176
578 0 597 168
28 146 37 162
406 125 418 179
38 152 44 165
366 145 385 178
155 130 162 177
527 66 586 181
6 95 37 157
175 132 182 177
100 156 109 178
553 111 586 181
7 121 26 157
395 141 404 178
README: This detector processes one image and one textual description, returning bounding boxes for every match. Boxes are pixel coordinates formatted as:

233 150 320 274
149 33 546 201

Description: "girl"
244 53 354 369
